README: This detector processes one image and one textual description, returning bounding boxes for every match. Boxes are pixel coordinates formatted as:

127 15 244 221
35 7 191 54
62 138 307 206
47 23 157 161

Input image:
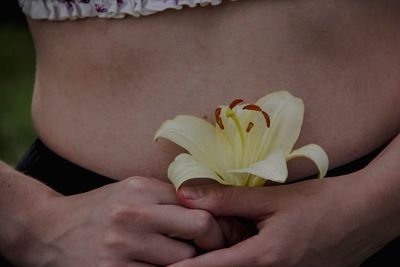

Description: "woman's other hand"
29 177 225 267
169 135 400 267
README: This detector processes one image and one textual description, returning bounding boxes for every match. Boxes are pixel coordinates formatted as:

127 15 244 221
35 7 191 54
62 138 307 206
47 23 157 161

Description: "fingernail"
180 187 203 200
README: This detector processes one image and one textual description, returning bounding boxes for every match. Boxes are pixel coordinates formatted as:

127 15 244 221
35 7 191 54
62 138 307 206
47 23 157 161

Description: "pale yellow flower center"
215 99 271 162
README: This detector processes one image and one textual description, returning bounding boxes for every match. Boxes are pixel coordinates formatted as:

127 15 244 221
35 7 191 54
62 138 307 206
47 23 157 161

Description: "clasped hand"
169 170 387 267
33 177 246 267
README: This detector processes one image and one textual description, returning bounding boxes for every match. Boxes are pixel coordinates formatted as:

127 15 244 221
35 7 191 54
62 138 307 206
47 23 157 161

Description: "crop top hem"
18 0 235 20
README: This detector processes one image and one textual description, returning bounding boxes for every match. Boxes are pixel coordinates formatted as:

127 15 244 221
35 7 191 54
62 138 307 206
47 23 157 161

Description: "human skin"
1 0 400 266
28 0 400 180
0 166 234 266
170 134 400 267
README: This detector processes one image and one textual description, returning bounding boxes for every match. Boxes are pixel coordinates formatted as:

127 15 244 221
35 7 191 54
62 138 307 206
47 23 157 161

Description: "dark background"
0 1 36 166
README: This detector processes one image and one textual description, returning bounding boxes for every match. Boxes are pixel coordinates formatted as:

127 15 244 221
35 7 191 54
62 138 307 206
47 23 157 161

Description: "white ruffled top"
18 0 232 20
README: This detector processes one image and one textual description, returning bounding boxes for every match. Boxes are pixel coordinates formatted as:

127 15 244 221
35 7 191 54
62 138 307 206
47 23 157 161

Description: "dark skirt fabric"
1 139 399 266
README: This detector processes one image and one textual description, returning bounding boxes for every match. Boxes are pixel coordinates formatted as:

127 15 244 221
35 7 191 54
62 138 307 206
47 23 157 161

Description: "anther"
243 104 270 128
229 99 244 109
261 111 271 128
215 107 224 129
242 104 262 112
246 122 254 133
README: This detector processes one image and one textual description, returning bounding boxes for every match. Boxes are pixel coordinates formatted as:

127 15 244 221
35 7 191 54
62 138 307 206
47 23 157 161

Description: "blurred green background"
0 2 36 166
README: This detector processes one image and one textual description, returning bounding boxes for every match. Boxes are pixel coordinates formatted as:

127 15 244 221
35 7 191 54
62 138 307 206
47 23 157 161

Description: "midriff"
28 0 400 181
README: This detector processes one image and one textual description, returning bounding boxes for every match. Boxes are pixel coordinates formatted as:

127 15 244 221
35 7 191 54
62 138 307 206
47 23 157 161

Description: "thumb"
177 184 274 218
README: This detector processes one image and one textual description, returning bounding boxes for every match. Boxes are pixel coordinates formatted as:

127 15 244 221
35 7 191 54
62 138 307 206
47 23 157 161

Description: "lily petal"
154 115 234 174
255 91 304 159
168 153 227 189
229 150 288 184
286 144 329 178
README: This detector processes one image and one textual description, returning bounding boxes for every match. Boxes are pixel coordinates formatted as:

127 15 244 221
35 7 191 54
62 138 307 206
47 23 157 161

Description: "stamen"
225 108 246 150
261 111 271 128
215 107 224 129
243 104 270 128
229 99 244 109
242 104 262 111
246 122 254 133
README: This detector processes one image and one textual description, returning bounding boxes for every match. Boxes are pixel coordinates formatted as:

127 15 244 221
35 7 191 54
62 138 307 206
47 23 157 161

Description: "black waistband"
14 137 389 194
17 137 387 195
16 139 116 195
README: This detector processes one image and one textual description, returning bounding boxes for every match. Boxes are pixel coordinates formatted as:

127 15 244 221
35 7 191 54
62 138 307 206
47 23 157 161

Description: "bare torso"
28 0 400 181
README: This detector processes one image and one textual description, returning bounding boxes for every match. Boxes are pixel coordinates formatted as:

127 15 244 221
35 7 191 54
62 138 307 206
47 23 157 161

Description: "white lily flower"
155 91 329 188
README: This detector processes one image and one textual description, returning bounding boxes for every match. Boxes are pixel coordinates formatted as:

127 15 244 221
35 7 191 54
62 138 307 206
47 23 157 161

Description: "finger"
130 234 196 266
123 177 179 204
149 205 225 250
177 184 275 218
167 236 261 267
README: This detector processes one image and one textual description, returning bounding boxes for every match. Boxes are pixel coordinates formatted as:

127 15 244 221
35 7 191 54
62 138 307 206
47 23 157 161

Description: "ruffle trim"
18 0 233 20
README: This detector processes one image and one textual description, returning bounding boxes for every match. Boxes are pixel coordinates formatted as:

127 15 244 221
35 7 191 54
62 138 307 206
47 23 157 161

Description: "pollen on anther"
229 99 244 109
246 122 254 133
262 111 271 128
242 104 262 112
215 107 224 129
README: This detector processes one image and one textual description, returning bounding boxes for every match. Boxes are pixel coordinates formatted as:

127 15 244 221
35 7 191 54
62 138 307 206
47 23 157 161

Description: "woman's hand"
29 176 226 267
169 135 400 267
170 135 400 267
169 175 388 267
